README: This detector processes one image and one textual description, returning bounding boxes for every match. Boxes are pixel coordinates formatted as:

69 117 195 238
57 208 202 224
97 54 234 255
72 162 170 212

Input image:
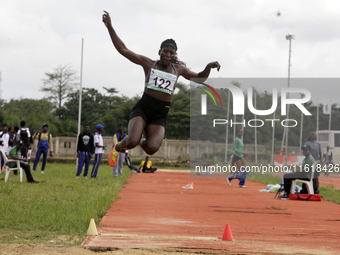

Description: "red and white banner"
274 155 304 166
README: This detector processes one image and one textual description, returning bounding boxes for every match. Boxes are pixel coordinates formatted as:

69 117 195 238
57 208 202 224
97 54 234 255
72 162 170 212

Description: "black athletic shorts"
233 154 243 162
129 92 171 128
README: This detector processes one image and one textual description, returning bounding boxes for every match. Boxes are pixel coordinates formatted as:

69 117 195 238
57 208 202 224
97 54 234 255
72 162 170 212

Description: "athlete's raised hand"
102 10 111 27
180 60 221 81
208 61 221 72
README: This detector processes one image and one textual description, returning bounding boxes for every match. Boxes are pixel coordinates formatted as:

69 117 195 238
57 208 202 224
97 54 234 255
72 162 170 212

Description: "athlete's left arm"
179 61 221 81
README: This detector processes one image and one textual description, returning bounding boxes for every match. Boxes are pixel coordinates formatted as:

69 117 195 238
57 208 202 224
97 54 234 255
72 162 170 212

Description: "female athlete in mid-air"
102 10 221 166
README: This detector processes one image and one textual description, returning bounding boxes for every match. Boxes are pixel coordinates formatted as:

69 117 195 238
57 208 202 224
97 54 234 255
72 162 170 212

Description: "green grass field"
0 163 130 245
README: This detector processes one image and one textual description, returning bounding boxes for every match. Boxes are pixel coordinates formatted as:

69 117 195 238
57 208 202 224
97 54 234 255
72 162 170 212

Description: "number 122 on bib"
147 68 177 95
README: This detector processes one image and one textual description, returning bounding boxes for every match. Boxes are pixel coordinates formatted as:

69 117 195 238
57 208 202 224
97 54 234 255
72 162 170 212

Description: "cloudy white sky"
1 0 340 105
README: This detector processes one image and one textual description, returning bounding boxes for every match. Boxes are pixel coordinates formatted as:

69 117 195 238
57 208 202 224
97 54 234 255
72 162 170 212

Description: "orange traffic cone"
222 223 233 241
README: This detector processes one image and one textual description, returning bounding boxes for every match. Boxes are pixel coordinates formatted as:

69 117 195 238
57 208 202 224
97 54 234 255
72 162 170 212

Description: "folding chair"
0 149 23 183
290 160 319 195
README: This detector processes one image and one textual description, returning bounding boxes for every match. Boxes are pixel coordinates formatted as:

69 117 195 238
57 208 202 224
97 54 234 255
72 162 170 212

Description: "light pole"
225 90 231 163
282 34 294 165
77 38 84 137
299 93 304 155
254 89 257 164
76 38 84 169
271 110 276 164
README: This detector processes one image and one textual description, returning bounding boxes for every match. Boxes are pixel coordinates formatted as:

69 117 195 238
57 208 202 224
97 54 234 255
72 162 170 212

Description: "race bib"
147 68 177 94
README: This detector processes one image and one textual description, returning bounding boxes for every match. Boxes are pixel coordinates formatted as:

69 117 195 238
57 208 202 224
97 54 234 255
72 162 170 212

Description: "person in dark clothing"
76 124 94 178
17 120 32 159
8 127 15 151
8 140 39 183
13 126 21 144
280 145 315 200
302 132 321 193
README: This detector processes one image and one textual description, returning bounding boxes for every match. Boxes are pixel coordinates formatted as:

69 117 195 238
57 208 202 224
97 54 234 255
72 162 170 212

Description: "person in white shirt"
0 123 10 170
91 124 106 178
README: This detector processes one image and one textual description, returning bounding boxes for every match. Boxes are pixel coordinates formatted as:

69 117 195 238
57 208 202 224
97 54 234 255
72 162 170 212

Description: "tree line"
0 65 189 139
0 65 337 148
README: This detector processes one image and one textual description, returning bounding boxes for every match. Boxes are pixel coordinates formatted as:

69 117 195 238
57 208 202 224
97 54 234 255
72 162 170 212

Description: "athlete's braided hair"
160 39 186 67
173 56 186 67
160 39 177 51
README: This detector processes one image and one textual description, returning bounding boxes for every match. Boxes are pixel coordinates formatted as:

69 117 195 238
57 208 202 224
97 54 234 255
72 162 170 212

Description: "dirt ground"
0 244 243 255
1 244 328 255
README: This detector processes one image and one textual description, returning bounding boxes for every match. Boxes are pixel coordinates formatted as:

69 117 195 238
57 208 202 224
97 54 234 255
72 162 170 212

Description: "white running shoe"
227 179 231 186
239 185 247 188
41 171 44 174
182 183 193 189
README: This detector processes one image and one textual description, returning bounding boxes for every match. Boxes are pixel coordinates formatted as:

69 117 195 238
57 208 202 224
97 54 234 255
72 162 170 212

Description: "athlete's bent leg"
142 125 165 155
116 117 145 152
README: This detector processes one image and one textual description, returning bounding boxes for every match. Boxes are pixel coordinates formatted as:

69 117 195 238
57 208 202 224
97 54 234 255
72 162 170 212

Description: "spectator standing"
13 126 21 144
76 124 94 178
304 131 322 193
112 124 127 177
17 120 32 160
8 127 15 152
32 123 53 173
0 123 10 170
91 124 106 178
304 132 322 165
323 146 333 177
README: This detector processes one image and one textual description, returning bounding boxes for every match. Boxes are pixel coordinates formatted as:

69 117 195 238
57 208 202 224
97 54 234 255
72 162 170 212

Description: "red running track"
83 171 340 254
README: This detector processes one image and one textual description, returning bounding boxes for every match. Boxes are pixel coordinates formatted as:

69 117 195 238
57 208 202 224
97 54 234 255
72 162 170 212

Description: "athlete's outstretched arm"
179 61 221 81
102 11 151 68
